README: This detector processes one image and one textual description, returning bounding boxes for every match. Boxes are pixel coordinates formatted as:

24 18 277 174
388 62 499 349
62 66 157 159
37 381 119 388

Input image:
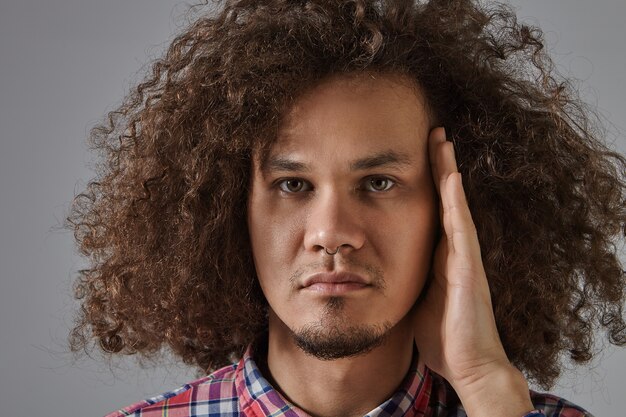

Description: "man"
68 0 625 416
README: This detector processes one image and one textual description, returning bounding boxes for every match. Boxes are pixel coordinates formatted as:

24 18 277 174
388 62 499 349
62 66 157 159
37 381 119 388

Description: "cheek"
383 232 435 317
247 196 301 294
381 202 437 289
251 215 300 262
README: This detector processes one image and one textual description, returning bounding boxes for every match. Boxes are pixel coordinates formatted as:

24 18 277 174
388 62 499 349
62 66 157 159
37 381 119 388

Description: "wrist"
453 362 534 417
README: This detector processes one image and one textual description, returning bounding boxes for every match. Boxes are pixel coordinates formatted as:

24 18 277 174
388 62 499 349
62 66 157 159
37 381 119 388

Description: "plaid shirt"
105 345 592 417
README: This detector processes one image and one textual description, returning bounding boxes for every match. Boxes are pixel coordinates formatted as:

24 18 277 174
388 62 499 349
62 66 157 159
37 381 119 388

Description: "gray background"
1 1 625 416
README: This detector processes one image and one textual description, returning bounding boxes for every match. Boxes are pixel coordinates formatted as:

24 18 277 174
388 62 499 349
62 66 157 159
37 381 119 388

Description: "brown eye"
365 177 394 192
278 178 310 193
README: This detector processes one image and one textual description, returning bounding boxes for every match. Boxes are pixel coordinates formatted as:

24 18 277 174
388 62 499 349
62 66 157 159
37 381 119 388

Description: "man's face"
247 73 438 359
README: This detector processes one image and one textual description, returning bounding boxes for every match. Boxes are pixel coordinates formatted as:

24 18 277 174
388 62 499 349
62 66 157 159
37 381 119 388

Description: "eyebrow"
262 150 414 174
350 150 413 171
263 157 311 173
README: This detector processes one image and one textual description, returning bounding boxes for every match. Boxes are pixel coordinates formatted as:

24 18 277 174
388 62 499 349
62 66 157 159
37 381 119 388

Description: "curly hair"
67 0 626 389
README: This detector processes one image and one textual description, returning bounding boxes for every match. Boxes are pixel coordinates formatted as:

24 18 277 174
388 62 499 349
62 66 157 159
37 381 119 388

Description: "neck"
263 313 415 417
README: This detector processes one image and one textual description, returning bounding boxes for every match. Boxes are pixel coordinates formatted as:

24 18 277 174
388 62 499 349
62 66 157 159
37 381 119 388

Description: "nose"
303 188 366 255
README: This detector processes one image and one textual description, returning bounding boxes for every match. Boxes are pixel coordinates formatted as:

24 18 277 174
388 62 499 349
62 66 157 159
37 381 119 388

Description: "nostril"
324 246 340 256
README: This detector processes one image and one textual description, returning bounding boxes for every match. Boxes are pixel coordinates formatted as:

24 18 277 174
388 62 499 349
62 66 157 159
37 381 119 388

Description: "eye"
277 178 311 193
363 176 395 192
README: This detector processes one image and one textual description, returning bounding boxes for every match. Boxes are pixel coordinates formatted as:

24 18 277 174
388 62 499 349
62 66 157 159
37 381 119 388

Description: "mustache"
289 258 386 291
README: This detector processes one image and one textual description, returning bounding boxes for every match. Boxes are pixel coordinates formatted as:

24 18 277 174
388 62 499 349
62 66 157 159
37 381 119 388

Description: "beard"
290 296 393 360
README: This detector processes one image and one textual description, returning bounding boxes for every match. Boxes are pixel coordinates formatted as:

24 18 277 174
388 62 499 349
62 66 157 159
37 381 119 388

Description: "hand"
413 127 534 416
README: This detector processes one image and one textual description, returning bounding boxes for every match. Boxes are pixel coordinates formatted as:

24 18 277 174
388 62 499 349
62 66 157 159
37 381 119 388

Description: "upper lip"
301 271 370 288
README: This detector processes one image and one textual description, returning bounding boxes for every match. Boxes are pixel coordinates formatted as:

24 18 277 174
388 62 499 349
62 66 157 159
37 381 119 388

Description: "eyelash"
275 176 397 194
277 178 312 193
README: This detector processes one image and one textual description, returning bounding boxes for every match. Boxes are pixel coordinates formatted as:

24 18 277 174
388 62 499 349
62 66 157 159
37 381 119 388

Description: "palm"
414 127 509 388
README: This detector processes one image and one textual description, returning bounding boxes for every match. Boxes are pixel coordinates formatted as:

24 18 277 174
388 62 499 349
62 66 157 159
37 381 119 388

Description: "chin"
289 318 394 361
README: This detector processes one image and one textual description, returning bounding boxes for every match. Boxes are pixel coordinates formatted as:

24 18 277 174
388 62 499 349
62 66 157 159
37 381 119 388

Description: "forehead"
258 72 431 167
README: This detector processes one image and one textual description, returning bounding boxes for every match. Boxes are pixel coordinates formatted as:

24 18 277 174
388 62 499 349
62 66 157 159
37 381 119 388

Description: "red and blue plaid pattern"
105 345 592 417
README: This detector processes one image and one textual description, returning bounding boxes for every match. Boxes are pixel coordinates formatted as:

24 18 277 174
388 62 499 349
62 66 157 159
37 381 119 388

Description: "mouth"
301 271 371 295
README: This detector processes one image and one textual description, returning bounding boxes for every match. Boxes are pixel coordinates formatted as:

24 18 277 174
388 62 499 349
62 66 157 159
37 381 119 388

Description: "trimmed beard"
290 296 393 360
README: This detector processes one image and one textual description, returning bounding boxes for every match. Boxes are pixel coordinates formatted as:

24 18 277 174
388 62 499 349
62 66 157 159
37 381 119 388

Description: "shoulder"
529 390 594 417
104 363 240 417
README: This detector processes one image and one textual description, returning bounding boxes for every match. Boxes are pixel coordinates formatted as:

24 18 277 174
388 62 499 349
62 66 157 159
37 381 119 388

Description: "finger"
435 132 460 234
443 172 481 261
429 127 456 234
440 172 455 254
436 136 458 187
428 126 448 196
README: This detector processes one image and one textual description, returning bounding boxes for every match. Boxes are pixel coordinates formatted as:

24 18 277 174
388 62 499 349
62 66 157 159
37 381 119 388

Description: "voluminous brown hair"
67 0 626 389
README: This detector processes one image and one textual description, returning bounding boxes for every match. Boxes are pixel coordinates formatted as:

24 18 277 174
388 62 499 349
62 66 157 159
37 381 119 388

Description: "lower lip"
304 282 370 295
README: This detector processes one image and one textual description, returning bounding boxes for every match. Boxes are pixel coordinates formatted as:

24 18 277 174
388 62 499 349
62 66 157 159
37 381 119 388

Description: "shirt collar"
366 354 432 417
234 343 433 417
